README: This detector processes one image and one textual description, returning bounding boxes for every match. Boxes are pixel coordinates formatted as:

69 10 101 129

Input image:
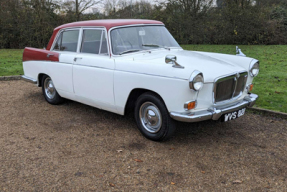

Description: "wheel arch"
124 88 167 115
37 73 48 87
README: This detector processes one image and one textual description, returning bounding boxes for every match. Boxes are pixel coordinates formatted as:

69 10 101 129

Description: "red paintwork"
46 19 163 50
23 47 59 62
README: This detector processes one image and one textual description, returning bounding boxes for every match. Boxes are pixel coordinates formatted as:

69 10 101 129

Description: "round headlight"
250 61 259 77
189 71 204 91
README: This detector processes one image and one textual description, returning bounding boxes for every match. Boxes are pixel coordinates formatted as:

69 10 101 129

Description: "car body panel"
22 19 259 122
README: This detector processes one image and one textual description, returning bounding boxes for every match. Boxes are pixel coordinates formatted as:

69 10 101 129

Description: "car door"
49 28 81 98
73 28 116 112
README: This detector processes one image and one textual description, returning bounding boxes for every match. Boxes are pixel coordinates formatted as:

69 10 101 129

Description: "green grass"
0 49 24 76
182 45 287 113
0 46 286 113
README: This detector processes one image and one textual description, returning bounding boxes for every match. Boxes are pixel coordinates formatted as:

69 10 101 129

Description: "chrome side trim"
21 75 37 84
73 63 188 80
170 93 258 123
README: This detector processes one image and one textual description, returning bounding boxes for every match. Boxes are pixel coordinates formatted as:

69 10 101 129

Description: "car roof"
47 19 164 50
55 19 164 31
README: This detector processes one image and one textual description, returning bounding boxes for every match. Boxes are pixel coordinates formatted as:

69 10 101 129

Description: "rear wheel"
135 92 176 141
42 75 64 105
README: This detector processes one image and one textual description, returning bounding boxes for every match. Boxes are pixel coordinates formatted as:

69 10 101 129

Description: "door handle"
74 57 82 62
47 53 54 58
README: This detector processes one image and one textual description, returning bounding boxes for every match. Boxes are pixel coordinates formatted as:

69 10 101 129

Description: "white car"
22 19 259 141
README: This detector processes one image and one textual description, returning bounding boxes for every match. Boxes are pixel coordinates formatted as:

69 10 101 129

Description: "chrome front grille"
213 72 248 103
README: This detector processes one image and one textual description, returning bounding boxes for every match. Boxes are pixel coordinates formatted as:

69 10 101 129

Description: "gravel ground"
0 80 287 191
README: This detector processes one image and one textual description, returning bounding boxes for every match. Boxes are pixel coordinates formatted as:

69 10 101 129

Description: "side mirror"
165 55 177 64
165 55 184 69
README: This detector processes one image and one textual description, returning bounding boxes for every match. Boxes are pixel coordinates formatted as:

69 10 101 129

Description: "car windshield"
110 26 180 55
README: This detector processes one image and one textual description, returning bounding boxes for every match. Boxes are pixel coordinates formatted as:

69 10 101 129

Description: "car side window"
53 30 79 52
61 30 79 52
81 29 108 55
53 33 62 51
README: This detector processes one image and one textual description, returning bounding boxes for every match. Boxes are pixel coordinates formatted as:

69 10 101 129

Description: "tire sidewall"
42 75 62 105
135 93 174 141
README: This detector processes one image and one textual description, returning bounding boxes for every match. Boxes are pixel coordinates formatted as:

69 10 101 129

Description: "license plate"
223 108 246 122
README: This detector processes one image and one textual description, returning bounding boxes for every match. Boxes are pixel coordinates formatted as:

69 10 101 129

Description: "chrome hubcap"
44 77 56 99
139 102 162 133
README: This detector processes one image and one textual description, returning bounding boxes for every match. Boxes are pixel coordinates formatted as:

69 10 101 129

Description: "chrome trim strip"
170 93 258 123
73 63 188 80
21 75 37 84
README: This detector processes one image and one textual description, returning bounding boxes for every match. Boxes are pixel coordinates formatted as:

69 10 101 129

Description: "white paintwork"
73 53 116 113
23 24 258 120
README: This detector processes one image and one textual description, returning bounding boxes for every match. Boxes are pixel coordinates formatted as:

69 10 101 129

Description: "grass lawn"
0 45 286 113
0 49 23 76
182 45 287 113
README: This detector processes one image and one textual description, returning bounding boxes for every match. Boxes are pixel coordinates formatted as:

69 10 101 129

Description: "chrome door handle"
47 53 54 58
74 57 82 62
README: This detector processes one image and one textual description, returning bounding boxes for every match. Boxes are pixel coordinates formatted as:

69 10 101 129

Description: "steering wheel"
122 40 133 49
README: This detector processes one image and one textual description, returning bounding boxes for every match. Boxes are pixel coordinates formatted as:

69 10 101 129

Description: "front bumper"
170 93 258 123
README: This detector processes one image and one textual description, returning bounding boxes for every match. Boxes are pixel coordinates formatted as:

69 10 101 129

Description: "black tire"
41 75 64 105
134 92 176 141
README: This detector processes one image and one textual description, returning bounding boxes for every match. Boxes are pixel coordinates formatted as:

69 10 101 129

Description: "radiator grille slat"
214 72 247 103
215 78 235 102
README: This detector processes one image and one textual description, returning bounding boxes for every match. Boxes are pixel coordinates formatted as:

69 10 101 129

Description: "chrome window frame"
50 28 81 53
79 27 109 56
108 24 182 57
212 71 248 106
50 26 110 56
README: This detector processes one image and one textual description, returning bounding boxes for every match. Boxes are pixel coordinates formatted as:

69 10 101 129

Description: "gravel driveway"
0 80 286 191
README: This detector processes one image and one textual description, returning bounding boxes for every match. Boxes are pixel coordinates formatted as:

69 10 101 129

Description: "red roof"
55 19 163 31
47 19 163 50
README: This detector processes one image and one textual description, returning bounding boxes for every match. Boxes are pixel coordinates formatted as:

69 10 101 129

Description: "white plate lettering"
224 108 246 122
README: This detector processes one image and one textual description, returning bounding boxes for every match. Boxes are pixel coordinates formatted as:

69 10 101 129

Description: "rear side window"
81 29 108 55
53 30 79 52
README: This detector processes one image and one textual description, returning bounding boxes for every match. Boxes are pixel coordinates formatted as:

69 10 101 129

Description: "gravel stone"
0 81 287 191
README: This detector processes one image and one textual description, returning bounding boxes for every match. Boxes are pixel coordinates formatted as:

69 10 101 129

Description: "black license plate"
222 108 246 122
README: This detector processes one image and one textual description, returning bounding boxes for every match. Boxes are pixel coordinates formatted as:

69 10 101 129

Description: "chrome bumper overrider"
21 75 37 84
170 93 258 123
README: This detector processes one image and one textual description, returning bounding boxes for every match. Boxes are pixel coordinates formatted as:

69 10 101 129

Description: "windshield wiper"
142 44 170 50
119 49 140 55
142 44 161 47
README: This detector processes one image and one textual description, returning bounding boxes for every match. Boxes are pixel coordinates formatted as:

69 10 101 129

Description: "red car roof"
47 19 163 50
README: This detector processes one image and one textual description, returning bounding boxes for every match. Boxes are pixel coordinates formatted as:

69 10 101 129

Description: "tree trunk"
76 0 79 21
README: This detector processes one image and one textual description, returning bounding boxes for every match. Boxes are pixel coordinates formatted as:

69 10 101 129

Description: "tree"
62 0 102 21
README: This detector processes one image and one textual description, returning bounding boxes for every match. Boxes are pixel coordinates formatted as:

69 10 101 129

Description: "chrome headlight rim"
249 60 259 77
189 70 204 91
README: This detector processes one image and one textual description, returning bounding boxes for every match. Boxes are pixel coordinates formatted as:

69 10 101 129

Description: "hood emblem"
236 46 246 57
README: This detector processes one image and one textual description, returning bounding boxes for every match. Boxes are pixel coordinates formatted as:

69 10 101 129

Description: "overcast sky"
60 0 169 13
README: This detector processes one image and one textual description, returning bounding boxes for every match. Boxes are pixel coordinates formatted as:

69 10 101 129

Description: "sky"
60 0 169 13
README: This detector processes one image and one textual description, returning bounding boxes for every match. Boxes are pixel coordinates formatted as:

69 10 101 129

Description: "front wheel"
135 92 176 141
42 75 64 105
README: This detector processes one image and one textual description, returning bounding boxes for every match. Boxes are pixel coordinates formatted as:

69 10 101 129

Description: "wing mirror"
165 55 184 69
